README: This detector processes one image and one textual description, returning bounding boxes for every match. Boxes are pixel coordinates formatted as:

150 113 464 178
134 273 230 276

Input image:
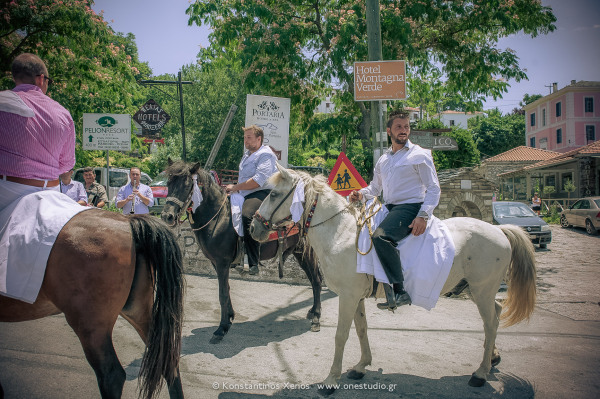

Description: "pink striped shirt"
0 84 75 180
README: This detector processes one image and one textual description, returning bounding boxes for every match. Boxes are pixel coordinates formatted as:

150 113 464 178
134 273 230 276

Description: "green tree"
470 110 525 158
187 0 556 158
1 0 152 168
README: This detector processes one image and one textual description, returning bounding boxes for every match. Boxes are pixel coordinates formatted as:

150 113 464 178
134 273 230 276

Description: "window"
545 174 556 188
586 125 596 141
556 102 562 117
561 173 573 191
542 109 546 126
530 113 536 126
556 128 562 144
449 120 455 126
585 97 594 113
530 137 536 147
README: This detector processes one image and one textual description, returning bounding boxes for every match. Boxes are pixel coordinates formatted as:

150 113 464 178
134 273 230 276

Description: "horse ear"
276 163 291 181
190 162 202 175
167 157 173 166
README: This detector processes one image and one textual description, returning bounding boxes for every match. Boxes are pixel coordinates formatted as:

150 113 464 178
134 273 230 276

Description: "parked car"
492 201 552 248
73 167 152 205
560 196 600 235
149 171 168 215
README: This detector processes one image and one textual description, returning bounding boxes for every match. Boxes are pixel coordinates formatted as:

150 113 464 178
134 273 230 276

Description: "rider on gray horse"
350 110 441 310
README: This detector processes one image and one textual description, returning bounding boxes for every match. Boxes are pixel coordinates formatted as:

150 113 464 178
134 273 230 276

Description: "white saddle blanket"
357 202 455 310
0 190 90 303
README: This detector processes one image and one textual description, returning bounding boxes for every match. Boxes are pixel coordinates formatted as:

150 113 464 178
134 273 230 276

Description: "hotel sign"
354 60 406 101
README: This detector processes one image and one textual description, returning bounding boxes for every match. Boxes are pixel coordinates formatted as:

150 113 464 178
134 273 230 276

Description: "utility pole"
138 72 193 161
366 0 385 165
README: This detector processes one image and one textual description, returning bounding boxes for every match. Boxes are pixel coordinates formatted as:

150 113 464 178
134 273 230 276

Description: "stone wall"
436 168 496 223
175 226 312 284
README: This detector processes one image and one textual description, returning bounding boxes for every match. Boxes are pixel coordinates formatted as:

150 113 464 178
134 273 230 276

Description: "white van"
73 167 152 205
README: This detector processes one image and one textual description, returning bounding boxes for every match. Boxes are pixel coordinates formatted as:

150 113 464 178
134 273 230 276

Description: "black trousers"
242 190 270 267
372 203 422 287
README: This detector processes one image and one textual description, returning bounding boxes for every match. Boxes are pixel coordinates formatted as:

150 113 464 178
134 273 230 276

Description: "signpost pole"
105 150 110 190
366 0 383 165
178 71 187 161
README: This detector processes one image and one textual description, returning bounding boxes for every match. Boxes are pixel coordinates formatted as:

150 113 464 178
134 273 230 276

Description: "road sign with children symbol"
327 152 368 196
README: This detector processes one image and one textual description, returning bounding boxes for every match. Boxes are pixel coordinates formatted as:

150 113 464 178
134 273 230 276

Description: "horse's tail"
129 215 185 399
498 224 537 327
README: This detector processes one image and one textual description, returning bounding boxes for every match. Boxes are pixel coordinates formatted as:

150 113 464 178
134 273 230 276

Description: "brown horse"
0 210 185 399
161 160 322 344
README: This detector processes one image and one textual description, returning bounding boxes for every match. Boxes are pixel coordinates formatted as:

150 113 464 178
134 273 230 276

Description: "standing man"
59 168 87 205
349 111 441 310
116 167 153 214
0 53 75 212
225 125 278 275
82 167 108 208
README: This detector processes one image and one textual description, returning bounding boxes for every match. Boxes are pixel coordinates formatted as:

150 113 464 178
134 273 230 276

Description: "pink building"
525 81 599 153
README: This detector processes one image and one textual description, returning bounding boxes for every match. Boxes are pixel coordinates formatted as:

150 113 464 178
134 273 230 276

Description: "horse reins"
253 183 297 230
189 193 228 231
165 189 193 227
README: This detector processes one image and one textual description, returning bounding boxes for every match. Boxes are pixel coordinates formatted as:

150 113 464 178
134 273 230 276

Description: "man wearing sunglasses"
0 53 75 212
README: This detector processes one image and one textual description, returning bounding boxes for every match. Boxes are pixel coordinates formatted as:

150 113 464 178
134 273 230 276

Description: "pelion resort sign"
83 113 132 151
353 60 406 101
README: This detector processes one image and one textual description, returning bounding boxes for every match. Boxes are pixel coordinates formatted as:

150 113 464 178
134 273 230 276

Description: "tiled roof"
437 167 474 183
482 146 559 162
439 110 485 115
499 140 600 176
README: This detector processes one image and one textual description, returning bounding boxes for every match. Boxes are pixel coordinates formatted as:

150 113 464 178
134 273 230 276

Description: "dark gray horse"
161 160 322 343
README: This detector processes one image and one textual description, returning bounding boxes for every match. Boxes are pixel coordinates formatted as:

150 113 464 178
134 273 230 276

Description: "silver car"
560 197 600 235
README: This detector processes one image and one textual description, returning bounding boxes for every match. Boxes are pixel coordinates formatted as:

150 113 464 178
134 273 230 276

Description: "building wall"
526 84 600 153
438 112 482 128
436 169 496 223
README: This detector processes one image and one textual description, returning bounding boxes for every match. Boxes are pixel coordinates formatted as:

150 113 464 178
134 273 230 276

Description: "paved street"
1 225 599 398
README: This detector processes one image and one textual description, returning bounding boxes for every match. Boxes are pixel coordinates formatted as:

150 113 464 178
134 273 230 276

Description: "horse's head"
250 163 299 242
161 158 205 227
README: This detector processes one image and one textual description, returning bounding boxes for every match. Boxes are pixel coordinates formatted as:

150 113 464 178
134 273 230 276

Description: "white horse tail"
498 224 537 327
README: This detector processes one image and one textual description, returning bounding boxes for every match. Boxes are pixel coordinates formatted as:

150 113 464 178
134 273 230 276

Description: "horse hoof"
347 370 365 380
468 373 486 387
491 354 501 367
209 335 224 344
311 323 321 332
317 386 336 396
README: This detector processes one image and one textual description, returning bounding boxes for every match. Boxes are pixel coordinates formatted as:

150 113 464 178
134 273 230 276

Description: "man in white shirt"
116 167 153 215
350 111 441 310
59 168 87 205
225 125 278 275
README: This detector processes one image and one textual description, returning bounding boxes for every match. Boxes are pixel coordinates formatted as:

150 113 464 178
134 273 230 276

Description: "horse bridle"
253 183 297 230
164 177 195 227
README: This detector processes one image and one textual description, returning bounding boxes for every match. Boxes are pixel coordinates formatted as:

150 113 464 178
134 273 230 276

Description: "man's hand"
127 193 135 202
349 190 362 203
409 217 428 236
225 184 236 194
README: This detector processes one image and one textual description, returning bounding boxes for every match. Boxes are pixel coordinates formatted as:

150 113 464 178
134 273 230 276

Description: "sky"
92 0 600 114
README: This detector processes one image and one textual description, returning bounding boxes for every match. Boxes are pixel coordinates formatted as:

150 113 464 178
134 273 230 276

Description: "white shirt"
238 145 278 197
359 140 440 218
116 182 154 214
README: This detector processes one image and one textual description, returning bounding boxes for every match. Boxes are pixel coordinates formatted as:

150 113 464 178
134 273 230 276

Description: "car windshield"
150 172 167 187
595 199 600 208
495 203 537 218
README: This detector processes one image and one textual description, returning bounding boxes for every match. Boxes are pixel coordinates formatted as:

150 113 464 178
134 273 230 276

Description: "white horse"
249 165 537 393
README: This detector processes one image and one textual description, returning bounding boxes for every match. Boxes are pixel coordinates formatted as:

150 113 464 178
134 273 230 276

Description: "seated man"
59 168 87 205
0 53 75 212
225 125 278 275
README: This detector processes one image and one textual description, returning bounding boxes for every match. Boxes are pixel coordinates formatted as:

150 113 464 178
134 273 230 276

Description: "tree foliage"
187 0 556 158
469 109 526 158
1 0 152 168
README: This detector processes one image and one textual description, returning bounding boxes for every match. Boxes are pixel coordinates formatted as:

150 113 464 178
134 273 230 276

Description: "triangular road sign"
327 152 368 196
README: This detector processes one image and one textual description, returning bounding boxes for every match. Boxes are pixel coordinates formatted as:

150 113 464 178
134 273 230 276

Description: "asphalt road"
1 225 599 398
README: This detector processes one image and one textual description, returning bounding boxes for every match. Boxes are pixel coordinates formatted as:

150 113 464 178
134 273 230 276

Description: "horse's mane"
165 160 219 194
269 168 359 218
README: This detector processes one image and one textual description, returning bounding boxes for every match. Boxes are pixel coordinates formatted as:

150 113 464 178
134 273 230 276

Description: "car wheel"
540 243 547 249
585 219 598 235
560 215 571 228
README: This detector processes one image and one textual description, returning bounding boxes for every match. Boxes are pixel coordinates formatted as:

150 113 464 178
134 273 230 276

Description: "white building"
435 110 485 128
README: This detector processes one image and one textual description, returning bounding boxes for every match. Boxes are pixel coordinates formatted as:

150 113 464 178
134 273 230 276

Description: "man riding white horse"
350 110 441 310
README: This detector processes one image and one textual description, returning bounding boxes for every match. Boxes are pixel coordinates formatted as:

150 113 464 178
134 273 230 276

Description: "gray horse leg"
468 288 500 386
347 298 372 380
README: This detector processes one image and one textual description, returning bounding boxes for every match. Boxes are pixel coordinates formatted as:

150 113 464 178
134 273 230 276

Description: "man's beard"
393 136 408 145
